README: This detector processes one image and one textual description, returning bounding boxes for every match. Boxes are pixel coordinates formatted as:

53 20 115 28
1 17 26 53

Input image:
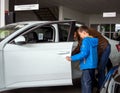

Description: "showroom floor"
1 86 81 93
0 80 97 93
1 85 97 93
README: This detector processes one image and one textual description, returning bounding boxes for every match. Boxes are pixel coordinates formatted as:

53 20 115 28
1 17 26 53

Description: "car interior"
24 26 54 43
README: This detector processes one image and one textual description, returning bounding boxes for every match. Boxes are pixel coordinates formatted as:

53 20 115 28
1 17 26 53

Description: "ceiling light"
103 12 116 17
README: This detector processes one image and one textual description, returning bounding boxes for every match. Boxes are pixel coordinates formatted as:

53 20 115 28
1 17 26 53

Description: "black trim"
67 21 76 41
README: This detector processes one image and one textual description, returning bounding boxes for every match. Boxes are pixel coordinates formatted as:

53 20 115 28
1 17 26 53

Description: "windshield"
0 23 27 42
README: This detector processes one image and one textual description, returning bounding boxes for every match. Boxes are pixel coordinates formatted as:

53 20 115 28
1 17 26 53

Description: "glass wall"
90 24 120 41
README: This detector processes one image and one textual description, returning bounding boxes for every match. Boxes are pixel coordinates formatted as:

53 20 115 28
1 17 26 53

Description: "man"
66 26 98 93
73 26 112 91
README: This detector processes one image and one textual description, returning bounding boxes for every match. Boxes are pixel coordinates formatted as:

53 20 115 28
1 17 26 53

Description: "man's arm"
67 39 90 62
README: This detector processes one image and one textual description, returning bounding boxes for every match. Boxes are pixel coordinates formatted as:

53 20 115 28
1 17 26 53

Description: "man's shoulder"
83 37 95 41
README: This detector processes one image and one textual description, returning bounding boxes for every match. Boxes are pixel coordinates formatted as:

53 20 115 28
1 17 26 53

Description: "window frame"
90 24 120 41
7 21 76 44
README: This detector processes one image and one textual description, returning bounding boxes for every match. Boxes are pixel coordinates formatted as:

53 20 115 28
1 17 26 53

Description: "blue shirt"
71 37 98 70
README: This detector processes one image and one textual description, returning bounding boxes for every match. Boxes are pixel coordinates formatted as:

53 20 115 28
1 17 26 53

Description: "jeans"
81 69 95 93
98 44 111 89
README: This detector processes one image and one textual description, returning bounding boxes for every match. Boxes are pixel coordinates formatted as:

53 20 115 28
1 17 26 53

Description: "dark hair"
74 27 79 32
74 27 80 40
78 25 89 33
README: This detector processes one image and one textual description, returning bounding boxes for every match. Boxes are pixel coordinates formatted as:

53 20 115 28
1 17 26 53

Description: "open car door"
3 21 75 90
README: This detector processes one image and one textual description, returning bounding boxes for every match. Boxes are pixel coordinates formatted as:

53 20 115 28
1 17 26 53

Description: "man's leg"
98 44 111 89
81 69 95 93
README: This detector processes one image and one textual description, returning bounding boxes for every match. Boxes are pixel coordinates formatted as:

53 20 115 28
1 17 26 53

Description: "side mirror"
14 36 26 44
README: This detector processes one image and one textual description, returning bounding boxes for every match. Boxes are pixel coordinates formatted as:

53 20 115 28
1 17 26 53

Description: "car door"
3 21 75 89
0 51 5 92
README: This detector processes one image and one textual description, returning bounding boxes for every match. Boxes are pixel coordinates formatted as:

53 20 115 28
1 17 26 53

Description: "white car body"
0 20 119 92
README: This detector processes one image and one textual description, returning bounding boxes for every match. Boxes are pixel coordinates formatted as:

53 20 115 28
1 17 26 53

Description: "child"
66 26 98 93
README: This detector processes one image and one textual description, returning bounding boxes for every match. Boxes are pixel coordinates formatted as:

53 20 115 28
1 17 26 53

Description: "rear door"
3 21 75 89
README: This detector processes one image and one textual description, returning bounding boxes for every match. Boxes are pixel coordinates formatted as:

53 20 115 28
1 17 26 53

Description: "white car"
0 20 81 92
0 20 119 92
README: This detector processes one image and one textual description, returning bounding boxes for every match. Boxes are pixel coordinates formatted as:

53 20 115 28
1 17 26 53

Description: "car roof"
12 20 76 25
14 21 49 25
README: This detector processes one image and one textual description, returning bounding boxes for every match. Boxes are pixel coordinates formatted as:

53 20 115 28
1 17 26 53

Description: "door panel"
0 51 5 91
4 42 73 88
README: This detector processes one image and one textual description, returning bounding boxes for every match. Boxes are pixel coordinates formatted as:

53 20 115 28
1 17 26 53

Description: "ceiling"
15 0 120 14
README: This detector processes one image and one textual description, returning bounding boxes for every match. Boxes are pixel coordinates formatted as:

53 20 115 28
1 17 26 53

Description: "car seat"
43 30 53 42
27 32 38 43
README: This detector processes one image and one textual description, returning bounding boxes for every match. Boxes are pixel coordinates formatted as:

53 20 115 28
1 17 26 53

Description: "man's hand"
66 56 71 61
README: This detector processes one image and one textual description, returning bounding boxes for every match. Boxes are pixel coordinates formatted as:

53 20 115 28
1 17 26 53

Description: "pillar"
0 0 5 27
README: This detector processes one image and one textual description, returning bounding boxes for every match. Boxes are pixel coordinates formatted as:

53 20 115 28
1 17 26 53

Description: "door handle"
58 51 70 55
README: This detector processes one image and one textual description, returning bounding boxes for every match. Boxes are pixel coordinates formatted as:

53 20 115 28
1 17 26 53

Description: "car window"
24 26 54 43
58 23 71 42
0 24 27 42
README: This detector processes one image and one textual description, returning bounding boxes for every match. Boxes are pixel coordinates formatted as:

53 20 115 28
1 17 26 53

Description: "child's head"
78 26 89 39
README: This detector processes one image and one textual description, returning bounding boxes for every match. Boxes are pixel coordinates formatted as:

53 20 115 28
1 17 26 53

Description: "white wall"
59 6 89 25
5 0 9 11
89 14 120 24
15 11 39 22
